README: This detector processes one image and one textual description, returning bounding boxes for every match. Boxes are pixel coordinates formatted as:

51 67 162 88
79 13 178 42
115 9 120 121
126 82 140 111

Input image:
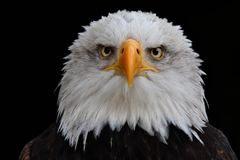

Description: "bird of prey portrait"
20 10 237 160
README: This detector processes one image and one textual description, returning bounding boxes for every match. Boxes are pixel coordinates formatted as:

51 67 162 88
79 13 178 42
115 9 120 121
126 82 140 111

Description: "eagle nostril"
121 48 124 54
136 49 140 55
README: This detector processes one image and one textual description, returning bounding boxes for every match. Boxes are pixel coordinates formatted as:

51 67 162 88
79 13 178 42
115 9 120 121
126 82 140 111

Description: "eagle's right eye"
99 46 113 58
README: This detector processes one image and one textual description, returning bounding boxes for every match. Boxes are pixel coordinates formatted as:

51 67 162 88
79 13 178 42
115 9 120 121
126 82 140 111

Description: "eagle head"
58 10 208 148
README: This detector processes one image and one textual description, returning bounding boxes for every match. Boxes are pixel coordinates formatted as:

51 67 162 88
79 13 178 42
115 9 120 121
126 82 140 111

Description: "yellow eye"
99 46 113 58
149 46 165 60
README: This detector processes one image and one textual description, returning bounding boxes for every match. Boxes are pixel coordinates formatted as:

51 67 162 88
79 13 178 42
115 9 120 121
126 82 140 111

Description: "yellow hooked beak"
103 39 159 86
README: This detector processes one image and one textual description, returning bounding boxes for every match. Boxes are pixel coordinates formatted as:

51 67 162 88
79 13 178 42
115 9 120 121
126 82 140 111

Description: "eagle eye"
149 46 165 60
99 46 113 58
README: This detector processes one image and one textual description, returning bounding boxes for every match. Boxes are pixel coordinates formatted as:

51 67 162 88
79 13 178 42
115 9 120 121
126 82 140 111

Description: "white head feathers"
58 10 208 148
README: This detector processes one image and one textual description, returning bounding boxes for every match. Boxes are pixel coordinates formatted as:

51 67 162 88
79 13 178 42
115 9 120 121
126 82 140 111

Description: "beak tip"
127 79 133 87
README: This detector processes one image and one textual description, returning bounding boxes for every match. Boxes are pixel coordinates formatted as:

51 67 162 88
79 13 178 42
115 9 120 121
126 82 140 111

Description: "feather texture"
58 10 207 148
20 123 237 160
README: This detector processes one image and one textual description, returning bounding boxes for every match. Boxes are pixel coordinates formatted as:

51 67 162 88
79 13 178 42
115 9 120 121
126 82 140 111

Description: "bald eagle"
20 11 237 160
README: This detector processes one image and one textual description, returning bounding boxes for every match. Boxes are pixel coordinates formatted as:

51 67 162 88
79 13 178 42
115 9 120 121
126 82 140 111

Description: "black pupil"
104 47 111 54
152 48 159 55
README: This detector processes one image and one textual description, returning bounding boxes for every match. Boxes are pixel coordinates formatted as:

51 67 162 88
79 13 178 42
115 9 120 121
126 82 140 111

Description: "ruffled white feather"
58 10 208 149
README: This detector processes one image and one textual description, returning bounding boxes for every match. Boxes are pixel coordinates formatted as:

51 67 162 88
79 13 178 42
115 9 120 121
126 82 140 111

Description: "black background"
3 1 239 159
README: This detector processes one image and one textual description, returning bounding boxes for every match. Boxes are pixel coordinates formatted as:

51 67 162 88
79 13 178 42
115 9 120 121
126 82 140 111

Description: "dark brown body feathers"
20 123 237 160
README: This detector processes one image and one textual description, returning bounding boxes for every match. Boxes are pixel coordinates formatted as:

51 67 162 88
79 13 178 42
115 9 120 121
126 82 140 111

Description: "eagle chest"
23 124 231 160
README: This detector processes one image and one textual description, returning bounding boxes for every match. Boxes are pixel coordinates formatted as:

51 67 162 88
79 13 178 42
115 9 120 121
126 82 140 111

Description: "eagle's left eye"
99 46 113 58
149 46 165 60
